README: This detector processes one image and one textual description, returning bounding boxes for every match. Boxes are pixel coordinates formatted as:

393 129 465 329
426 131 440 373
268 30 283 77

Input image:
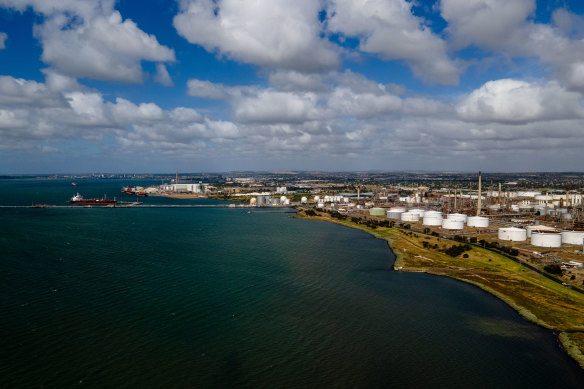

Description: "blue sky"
1 0 584 173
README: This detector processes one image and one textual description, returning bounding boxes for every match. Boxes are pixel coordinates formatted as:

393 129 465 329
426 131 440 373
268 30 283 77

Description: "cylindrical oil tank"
561 231 584 245
409 209 426 218
511 204 520 212
498 227 527 241
400 212 420 222
423 215 443 226
369 207 386 216
442 219 464 230
467 216 489 228
531 232 562 248
447 213 467 223
526 225 557 237
387 210 405 219
301 196 307 204
488 204 501 210
389 206 407 212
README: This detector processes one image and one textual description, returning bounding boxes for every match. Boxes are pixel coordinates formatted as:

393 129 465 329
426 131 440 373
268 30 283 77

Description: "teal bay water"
1 179 583 388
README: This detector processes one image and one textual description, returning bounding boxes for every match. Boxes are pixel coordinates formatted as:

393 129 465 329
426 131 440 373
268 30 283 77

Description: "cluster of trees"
452 235 478 244
422 241 439 250
303 209 317 216
478 240 519 256
543 264 563 275
346 216 395 229
421 241 472 258
442 244 472 258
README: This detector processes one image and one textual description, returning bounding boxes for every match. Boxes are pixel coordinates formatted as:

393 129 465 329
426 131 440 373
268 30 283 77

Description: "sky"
1 0 584 173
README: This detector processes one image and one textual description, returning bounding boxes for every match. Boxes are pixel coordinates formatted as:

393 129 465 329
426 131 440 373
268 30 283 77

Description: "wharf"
0 204 295 209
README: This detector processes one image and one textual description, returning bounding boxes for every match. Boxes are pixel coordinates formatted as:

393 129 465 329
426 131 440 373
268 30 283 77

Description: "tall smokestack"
498 183 502 205
176 171 178 184
477 171 482 216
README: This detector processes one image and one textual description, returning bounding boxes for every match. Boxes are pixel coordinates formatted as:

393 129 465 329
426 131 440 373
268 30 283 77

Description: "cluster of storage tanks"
498 226 584 248
375 207 490 230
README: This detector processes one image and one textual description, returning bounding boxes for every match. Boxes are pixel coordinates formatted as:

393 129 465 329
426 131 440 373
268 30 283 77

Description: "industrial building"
162 183 208 193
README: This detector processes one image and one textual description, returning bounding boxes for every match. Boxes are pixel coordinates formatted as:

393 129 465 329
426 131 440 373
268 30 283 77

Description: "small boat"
71 182 79 186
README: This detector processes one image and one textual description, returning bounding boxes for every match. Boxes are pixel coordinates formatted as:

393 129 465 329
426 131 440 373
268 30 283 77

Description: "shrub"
463 253 469 258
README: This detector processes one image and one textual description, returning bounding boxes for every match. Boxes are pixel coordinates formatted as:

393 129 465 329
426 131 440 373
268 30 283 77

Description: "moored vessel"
69 193 117 205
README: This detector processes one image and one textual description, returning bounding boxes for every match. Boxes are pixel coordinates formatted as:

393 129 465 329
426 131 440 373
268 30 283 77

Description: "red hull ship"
69 193 117 205
121 186 148 197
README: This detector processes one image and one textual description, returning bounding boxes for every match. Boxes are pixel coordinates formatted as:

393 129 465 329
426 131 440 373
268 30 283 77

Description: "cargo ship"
121 185 147 197
69 193 117 205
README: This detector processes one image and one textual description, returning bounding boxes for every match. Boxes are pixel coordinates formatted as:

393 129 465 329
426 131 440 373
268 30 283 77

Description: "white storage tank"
387 209 405 219
409 209 426 218
423 214 443 226
531 232 562 248
511 204 520 212
498 227 527 241
526 225 557 237
561 231 584 245
400 212 420 222
488 204 501 211
442 219 464 230
447 213 467 223
390 206 407 212
467 216 489 228
301 196 308 204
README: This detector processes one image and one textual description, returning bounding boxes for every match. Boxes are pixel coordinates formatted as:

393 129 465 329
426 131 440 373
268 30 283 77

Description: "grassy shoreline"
295 210 584 370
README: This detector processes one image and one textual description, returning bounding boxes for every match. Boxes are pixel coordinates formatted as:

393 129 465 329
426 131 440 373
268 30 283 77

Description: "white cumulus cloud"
0 0 175 83
174 0 340 72
154 64 173 87
0 32 7 49
441 0 535 49
327 0 460 85
456 79 584 123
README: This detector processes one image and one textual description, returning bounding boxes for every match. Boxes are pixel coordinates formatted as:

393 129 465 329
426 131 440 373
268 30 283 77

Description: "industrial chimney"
477 171 482 216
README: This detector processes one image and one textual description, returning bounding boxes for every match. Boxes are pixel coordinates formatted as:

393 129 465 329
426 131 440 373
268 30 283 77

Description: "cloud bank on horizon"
1 0 584 173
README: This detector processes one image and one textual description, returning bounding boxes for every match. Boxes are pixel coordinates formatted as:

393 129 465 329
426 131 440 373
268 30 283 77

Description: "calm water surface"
1 179 583 388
